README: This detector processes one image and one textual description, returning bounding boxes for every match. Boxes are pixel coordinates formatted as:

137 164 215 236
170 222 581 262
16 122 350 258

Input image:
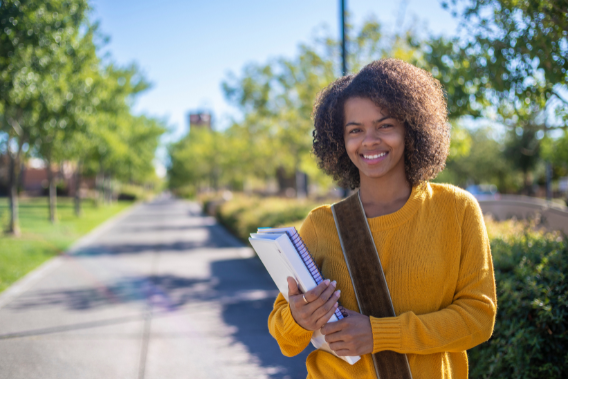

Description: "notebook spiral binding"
287 229 345 321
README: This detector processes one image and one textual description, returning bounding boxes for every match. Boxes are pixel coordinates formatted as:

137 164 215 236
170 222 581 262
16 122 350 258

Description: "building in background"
189 112 212 130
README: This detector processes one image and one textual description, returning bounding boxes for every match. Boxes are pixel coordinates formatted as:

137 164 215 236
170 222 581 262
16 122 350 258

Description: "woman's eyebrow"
345 116 391 127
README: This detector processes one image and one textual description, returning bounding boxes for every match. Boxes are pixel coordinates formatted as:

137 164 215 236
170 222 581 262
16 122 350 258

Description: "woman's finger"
303 282 337 320
328 340 347 353
312 289 340 321
289 294 306 314
341 307 359 317
287 277 300 296
315 301 339 329
310 281 337 308
303 279 331 304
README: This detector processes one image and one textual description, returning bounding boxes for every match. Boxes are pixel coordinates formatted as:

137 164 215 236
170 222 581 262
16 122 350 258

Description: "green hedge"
116 184 156 201
206 195 568 378
172 185 198 200
469 226 568 378
208 194 320 243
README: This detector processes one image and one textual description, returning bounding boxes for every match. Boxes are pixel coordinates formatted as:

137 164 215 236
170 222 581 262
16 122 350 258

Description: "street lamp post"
341 0 347 76
340 0 350 198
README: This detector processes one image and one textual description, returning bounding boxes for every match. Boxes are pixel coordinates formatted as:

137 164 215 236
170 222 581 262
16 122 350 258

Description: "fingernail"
335 290 341 296
324 279 330 285
331 281 337 287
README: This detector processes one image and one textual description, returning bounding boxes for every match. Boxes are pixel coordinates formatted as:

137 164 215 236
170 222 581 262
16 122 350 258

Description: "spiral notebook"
249 227 360 365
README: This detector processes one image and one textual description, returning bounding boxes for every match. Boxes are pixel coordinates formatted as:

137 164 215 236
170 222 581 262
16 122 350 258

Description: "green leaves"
436 0 568 124
468 228 568 378
540 130 568 177
1 0 166 226
209 16 422 194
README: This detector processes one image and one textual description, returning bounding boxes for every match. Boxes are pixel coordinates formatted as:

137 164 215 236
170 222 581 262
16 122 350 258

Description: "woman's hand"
287 277 340 331
321 308 374 356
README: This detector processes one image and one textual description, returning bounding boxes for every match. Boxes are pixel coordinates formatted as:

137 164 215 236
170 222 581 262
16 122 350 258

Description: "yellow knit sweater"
267 182 497 379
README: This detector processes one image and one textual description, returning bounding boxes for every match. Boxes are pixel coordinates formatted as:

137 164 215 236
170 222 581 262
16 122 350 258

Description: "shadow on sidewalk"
7 274 216 311
209 257 313 379
3 199 311 378
6 258 312 379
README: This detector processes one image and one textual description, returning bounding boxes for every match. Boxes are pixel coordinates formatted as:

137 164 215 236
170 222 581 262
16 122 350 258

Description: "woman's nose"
362 128 380 146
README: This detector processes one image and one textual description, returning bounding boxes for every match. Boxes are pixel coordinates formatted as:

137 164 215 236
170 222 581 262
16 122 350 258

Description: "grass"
0 197 133 294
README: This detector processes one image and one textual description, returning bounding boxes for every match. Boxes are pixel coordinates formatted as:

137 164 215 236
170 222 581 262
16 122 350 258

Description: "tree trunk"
546 162 553 201
210 166 219 191
7 151 21 236
295 170 307 199
47 159 57 223
105 173 112 205
74 160 82 217
523 169 533 196
293 153 305 199
5 115 27 235
96 165 104 207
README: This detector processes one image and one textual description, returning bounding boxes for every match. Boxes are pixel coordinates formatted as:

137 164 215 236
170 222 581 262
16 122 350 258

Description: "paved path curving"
0 195 311 378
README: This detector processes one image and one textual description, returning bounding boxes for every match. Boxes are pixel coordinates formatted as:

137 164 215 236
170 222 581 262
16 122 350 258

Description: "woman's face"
343 97 406 183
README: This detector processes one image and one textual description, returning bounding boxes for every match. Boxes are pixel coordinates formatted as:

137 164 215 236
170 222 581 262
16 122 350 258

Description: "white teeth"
363 152 387 159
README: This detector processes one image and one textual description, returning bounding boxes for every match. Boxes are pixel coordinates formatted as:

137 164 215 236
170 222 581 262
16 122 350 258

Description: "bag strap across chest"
331 192 412 379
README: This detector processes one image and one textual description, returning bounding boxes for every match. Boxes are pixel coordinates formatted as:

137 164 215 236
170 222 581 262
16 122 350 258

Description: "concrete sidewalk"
0 196 311 378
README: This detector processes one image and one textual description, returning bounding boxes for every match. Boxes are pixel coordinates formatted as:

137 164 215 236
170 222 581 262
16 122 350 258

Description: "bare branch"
7 118 24 138
550 90 568 106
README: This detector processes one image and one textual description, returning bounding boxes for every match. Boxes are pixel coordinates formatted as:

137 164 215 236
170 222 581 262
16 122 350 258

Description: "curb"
0 202 142 310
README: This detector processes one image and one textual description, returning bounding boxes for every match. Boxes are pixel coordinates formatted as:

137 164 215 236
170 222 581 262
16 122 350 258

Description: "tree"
168 126 223 194
219 17 420 195
417 0 568 195
540 130 567 179
434 0 567 123
222 43 337 195
32 18 100 222
435 124 518 192
80 63 157 206
0 0 89 233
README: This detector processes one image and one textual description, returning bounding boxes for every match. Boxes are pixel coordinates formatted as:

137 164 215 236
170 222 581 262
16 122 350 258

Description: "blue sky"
90 0 459 171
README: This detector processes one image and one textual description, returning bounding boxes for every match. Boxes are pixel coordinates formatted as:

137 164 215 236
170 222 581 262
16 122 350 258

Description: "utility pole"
340 0 351 198
341 0 347 76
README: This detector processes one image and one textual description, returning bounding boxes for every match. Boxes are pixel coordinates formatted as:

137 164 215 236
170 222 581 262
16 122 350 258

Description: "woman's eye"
380 123 392 129
349 128 361 134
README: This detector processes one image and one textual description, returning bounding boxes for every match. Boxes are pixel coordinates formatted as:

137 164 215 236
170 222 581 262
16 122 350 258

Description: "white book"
249 227 360 365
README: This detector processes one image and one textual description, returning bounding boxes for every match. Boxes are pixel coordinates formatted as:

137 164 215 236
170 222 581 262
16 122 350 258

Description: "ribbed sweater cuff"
370 316 402 354
281 305 314 340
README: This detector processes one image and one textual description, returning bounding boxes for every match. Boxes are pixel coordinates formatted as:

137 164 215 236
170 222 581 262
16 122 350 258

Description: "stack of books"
249 227 360 365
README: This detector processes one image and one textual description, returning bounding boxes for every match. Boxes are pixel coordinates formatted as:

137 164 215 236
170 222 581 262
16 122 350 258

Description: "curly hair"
312 58 450 189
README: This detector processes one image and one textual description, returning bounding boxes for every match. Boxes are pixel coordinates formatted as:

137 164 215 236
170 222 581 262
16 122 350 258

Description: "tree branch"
8 117 24 138
550 90 568 105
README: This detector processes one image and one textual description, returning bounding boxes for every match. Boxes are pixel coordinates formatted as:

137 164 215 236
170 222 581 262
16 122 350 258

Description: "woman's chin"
360 169 391 180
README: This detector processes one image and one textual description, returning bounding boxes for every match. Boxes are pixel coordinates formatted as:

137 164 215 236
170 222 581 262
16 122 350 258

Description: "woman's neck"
358 168 412 218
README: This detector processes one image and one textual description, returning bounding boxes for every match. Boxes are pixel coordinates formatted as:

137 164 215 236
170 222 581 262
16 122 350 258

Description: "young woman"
268 58 497 379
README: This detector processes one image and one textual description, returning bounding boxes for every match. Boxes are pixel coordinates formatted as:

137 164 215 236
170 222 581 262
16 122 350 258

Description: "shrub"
469 222 568 378
211 194 320 243
117 184 153 201
199 192 226 215
172 185 197 200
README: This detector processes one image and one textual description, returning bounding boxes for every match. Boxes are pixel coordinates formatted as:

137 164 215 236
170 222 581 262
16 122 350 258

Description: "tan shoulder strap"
331 192 412 379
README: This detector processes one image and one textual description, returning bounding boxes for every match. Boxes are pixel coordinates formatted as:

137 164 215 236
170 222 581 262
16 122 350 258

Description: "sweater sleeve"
266 212 319 356
370 191 497 355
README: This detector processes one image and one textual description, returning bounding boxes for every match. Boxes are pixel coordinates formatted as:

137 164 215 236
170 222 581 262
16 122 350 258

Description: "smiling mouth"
360 152 388 160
